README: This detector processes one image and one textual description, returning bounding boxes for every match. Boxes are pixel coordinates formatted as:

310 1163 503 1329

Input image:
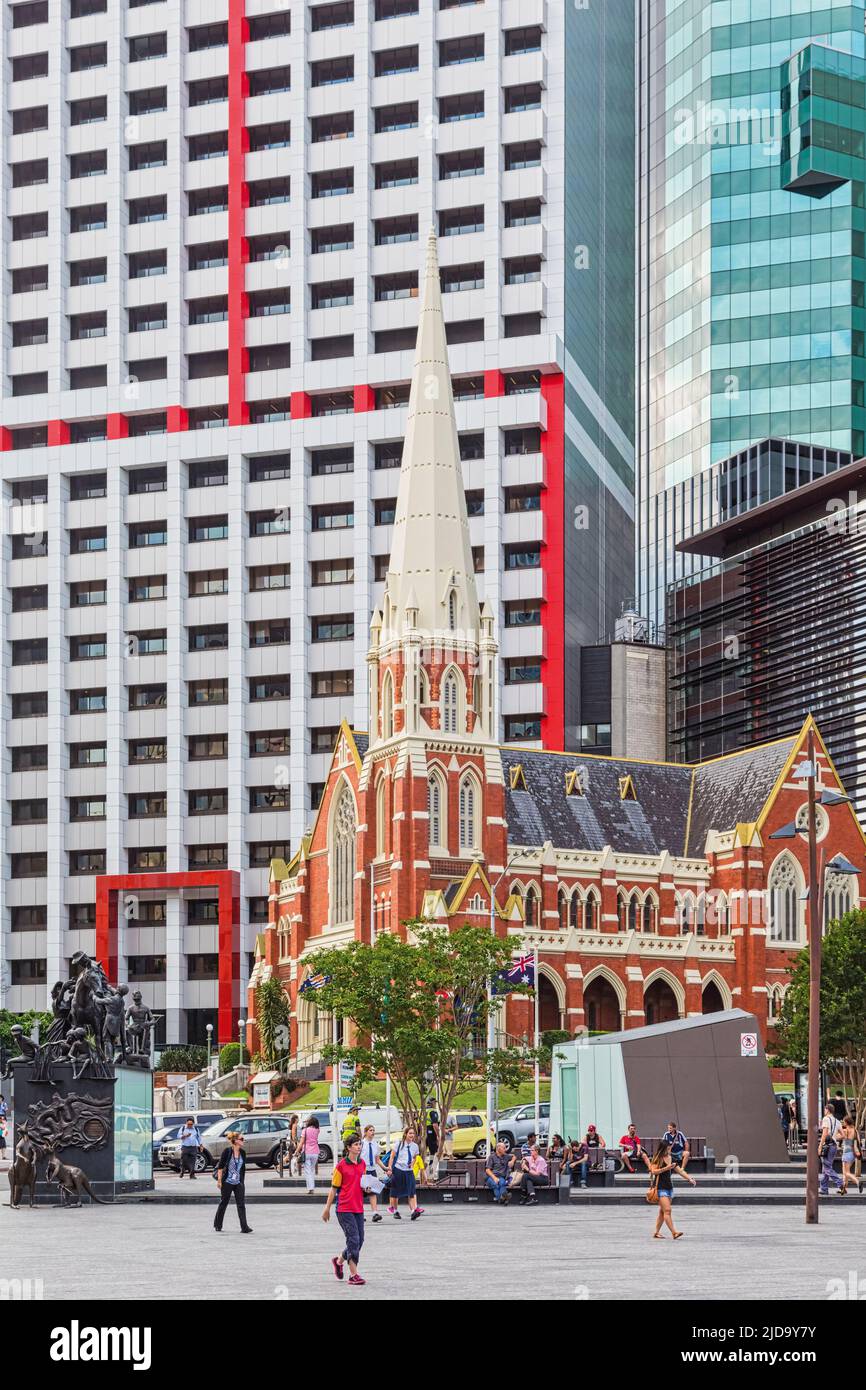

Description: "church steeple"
380 229 480 645
368 232 497 747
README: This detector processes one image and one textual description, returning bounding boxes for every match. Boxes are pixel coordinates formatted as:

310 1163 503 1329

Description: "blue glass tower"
638 0 866 629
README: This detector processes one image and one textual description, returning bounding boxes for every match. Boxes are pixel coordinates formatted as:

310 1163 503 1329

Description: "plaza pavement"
2 1194 866 1300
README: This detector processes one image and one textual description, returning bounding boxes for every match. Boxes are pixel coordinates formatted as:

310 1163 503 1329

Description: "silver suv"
159 1114 293 1172
496 1103 550 1153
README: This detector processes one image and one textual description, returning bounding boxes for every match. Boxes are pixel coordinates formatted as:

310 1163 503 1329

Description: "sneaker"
411 1207 424 1220
240 1227 253 1234
391 1209 401 1220
331 1257 344 1281
371 1213 383 1223
347 1274 366 1286
528 1197 538 1206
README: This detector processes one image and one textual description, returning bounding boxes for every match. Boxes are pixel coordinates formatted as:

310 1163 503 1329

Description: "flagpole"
331 1011 340 1172
533 947 540 1141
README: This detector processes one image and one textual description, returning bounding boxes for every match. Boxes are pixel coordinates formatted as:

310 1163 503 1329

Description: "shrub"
157 1044 208 1072
219 1041 241 1075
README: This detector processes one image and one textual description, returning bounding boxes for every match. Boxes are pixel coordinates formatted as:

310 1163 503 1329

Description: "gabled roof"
685 735 798 856
501 746 693 856
501 727 816 858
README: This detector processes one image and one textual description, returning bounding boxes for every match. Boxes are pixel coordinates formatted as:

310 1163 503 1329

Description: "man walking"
819 1101 843 1195
484 1141 515 1204
179 1116 202 1179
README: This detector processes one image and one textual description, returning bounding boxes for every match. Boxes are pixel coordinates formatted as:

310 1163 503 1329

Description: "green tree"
255 977 291 1068
304 922 537 1154
775 908 866 1129
0 1009 52 1053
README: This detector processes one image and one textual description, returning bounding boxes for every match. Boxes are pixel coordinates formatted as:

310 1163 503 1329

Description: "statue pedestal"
10 1061 154 1204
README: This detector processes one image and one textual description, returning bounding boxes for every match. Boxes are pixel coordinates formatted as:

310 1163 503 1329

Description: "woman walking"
299 1114 321 1193
360 1124 387 1221
386 1125 425 1220
323 1134 367 1286
642 1140 696 1238
213 1130 253 1234
838 1114 861 1194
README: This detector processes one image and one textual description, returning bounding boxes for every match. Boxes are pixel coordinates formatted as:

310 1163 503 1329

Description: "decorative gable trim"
510 764 527 791
619 774 637 801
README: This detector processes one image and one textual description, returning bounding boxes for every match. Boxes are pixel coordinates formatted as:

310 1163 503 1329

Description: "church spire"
380 230 480 645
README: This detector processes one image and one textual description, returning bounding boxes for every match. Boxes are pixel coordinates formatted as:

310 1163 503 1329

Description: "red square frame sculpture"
95 871 241 1043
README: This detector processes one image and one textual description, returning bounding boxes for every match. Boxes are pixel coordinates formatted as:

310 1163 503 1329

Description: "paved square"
2 1199 865 1301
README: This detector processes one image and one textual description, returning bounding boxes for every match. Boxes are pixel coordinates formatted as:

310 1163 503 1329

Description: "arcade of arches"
577 973 727 1034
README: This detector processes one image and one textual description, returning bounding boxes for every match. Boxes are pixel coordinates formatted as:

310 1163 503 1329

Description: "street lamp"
768 731 860 1224
238 1018 246 1072
206 1021 213 1069
486 852 521 1157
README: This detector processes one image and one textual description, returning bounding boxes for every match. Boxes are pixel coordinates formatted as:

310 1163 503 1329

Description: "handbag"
361 1173 383 1193
645 1174 659 1205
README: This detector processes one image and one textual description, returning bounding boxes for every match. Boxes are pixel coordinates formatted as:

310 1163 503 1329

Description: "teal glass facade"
638 0 866 629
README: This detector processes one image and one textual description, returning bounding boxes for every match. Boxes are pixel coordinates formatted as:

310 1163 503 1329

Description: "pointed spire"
380 230 480 643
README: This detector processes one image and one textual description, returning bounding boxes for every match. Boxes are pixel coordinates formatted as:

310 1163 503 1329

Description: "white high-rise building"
0 0 634 1044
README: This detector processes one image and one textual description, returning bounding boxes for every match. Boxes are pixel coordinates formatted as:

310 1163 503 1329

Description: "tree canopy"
774 908 866 1128
303 922 537 1152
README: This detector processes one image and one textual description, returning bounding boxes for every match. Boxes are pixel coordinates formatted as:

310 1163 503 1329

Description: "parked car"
159 1113 291 1172
152 1110 229 1165
495 1103 550 1153
384 1111 493 1160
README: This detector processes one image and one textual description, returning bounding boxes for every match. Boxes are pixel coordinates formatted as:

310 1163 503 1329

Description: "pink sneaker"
331 1257 344 1281
411 1207 425 1220
348 1274 366 1286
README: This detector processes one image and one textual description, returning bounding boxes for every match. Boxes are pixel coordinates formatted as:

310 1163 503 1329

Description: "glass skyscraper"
638 0 866 629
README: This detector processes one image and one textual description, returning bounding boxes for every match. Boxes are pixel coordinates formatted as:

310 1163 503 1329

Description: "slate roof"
685 735 796 856
502 748 692 856
500 735 798 859
353 732 369 759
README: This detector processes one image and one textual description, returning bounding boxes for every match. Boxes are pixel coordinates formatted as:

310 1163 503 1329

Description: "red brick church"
247 233 866 1064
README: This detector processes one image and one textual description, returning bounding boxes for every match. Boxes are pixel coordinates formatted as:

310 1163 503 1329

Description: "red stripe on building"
540 372 565 750
96 871 241 1043
47 420 70 447
227 0 250 428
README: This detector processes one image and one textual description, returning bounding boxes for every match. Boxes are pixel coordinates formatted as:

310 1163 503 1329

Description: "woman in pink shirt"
514 1144 549 1205
299 1115 321 1193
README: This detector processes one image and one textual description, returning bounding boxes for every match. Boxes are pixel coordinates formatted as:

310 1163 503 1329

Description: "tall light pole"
486 852 521 1157
238 1017 246 1072
770 729 859 1225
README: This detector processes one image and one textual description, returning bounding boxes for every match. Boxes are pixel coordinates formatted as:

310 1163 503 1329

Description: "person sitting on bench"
512 1144 549 1205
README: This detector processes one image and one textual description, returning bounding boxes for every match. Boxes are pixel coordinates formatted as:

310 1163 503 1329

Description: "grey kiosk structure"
549 1009 788 1165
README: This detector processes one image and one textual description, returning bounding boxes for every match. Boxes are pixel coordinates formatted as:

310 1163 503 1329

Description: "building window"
768 855 802 943
458 773 478 853
428 769 446 851
381 670 394 739
330 783 356 925
441 670 460 734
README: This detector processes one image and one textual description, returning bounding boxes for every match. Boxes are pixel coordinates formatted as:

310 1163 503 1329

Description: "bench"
428 1153 614 1204
640 1137 715 1173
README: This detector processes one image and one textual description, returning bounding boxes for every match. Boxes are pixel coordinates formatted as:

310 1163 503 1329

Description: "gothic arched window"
428 768 446 851
442 670 460 735
330 783 356 925
584 890 598 932
381 670 394 740
524 884 539 928
458 772 478 852
768 854 802 943
825 873 853 928
448 589 458 630
375 776 388 858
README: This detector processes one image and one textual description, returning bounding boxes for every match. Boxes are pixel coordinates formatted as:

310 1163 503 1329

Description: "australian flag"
493 954 535 994
299 972 331 994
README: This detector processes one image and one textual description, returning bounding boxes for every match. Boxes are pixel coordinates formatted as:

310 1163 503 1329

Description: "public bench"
638 1137 715 1173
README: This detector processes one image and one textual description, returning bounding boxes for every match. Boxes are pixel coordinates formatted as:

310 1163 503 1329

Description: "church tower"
363 230 506 934
367 230 498 746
